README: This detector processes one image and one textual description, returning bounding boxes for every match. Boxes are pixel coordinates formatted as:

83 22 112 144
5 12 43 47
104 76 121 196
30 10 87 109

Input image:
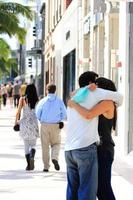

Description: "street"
0 104 133 200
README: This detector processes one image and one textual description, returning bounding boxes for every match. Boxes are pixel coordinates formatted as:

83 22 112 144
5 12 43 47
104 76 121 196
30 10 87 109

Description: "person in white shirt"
65 71 123 200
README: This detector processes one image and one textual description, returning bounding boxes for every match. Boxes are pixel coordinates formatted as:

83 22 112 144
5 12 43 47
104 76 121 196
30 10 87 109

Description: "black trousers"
2 94 7 106
97 149 116 200
14 95 20 107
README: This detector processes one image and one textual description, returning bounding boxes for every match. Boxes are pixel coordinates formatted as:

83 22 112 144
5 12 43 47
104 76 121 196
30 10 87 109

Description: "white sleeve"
94 88 123 107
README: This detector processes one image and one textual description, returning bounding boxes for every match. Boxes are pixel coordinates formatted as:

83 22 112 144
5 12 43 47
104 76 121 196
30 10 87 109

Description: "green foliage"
0 1 33 20
0 38 10 60
0 1 33 43
0 1 33 76
0 57 18 77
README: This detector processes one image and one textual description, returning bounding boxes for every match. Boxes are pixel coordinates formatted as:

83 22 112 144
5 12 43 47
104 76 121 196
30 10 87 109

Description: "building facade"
14 0 44 96
43 0 133 156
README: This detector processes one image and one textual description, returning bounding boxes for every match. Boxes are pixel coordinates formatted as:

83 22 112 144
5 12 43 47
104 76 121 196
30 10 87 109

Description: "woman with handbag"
15 83 39 171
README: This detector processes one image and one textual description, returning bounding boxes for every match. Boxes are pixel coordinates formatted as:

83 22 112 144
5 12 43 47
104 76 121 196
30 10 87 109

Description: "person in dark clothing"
95 77 117 200
1 84 7 106
67 77 122 200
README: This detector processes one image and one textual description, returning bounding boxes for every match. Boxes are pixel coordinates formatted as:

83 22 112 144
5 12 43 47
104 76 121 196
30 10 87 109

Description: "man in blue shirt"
36 84 67 172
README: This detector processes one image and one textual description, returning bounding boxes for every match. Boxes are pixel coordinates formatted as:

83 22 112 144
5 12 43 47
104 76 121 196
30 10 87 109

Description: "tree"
0 1 33 43
0 38 10 60
0 38 18 79
0 1 33 80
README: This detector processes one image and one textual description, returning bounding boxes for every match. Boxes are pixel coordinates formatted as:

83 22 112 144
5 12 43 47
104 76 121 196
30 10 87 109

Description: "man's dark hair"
78 71 98 87
47 84 56 93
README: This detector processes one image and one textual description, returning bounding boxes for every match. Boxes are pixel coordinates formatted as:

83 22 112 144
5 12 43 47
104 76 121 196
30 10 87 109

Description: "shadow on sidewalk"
0 125 13 128
0 170 66 181
0 170 35 180
0 153 24 159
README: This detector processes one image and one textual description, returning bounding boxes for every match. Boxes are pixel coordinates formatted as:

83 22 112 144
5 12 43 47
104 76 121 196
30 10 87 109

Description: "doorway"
63 49 76 105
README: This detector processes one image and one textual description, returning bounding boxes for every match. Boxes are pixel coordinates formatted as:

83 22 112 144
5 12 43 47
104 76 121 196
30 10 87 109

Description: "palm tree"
0 38 10 60
0 38 18 78
0 1 33 79
0 38 11 74
0 1 33 43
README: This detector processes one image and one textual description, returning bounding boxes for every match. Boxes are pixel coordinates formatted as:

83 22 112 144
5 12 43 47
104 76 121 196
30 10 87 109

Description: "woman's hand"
70 89 79 98
67 100 77 108
88 83 97 91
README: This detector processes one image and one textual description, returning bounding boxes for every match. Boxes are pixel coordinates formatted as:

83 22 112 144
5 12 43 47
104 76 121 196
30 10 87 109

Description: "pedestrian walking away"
20 81 27 97
15 83 39 171
66 71 123 200
13 80 20 107
7 82 13 107
1 84 7 106
35 83 67 172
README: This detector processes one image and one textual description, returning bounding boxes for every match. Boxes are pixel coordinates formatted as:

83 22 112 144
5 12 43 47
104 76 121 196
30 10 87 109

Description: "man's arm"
15 97 23 124
95 88 123 107
60 100 67 120
67 100 113 120
35 100 43 121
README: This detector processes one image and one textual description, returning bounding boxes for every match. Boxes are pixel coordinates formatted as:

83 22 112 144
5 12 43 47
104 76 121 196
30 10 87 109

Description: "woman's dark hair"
25 84 38 109
95 77 116 92
95 77 117 130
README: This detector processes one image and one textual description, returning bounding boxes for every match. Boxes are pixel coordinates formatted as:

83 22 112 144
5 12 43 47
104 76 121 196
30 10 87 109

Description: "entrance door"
63 49 76 105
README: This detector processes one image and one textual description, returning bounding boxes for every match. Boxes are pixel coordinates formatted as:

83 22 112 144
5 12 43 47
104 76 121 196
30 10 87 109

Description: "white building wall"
52 23 63 96
97 23 104 76
117 2 129 155
104 13 110 78
89 0 94 71
61 1 78 56
82 0 128 155
52 0 80 96
44 0 131 156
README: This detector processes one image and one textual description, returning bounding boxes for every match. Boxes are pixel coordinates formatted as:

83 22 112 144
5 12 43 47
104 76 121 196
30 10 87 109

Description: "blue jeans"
65 144 98 200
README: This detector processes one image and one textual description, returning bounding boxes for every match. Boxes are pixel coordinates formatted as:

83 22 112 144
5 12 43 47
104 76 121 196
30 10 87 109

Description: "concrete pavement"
0 104 133 200
0 105 67 200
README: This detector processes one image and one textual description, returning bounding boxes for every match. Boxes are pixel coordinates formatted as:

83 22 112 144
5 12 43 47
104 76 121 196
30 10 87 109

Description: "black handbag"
13 123 20 131
58 122 64 129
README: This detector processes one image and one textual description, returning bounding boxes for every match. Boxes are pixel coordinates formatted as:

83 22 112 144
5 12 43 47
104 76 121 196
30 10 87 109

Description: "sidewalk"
0 105 67 200
0 105 133 200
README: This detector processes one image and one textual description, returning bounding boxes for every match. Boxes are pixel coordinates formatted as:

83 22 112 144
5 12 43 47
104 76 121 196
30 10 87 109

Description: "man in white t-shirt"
65 71 123 200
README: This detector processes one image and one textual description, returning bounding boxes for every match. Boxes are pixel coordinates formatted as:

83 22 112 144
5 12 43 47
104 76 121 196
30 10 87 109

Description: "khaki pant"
40 123 61 169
